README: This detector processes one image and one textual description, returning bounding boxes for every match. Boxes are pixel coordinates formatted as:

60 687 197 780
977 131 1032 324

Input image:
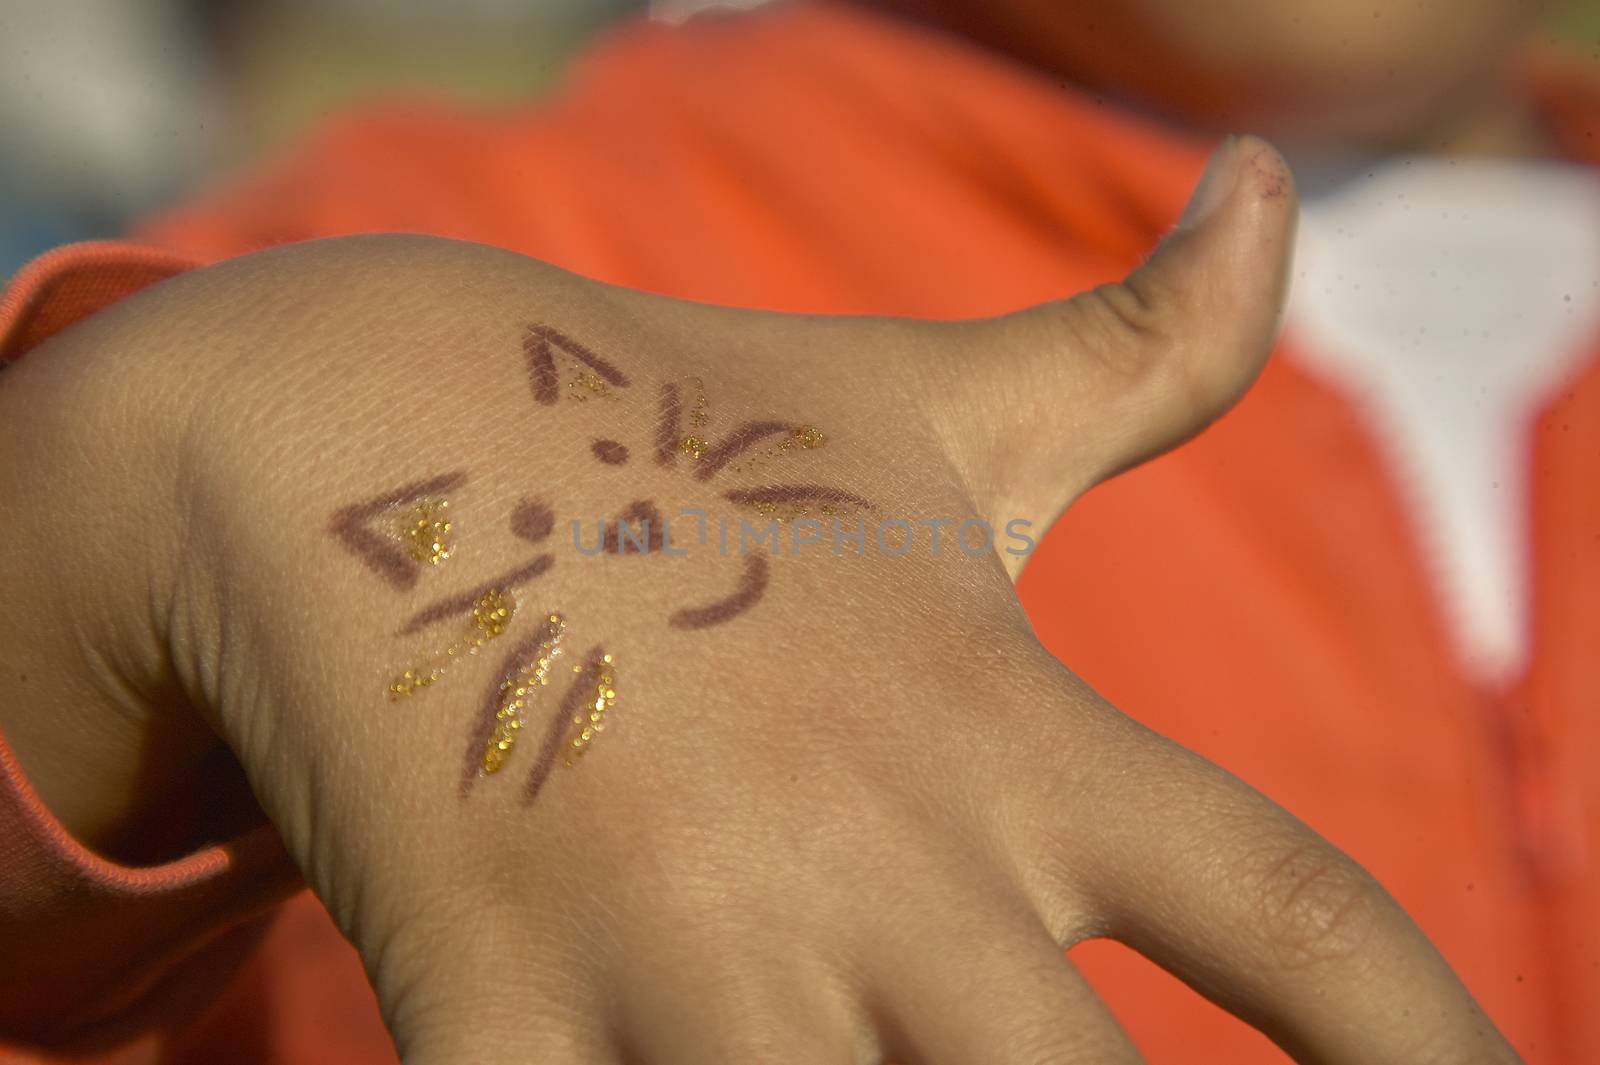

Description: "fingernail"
1177 135 1241 230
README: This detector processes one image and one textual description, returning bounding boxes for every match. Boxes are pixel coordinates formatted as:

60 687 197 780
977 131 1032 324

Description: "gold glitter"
564 655 617 766
724 422 829 479
481 614 566 775
776 424 827 452
567 371 614 401
739 493 848 525
392 498 453 565
388 589 517 698
743 499 803 523
679 434 709 459
687 377 709 428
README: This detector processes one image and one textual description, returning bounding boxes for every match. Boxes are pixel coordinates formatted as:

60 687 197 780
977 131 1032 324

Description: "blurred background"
0 0 769 274
0 0 1596 276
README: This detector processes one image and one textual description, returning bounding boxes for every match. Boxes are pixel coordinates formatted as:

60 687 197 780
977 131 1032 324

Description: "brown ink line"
655 381 683 467
524 324 630 406
693 421 798 481
669 555 770 630
329 471 467 590
722 484 876 511
398 555 555 635
388 588 517 699
604 499 665 554
564 653 615 766
686 376 708 427
460 616 566 797
524 326 560 405
522 645 608 806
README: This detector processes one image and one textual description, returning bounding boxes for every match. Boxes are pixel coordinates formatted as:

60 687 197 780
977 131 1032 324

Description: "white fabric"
1287 155 1600 686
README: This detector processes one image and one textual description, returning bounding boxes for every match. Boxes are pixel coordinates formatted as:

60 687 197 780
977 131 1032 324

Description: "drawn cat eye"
510 498 556 543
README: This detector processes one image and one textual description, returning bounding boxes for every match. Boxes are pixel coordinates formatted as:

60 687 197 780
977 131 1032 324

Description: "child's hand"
0 138 1519 1062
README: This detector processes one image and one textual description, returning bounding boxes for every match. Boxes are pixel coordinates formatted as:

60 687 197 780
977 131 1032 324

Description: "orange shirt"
2 2 1598 1062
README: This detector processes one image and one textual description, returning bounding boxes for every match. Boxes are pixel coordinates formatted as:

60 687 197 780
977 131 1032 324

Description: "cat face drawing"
326 323 872 805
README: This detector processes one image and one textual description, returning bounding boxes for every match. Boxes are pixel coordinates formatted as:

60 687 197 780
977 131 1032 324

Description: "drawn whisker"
522 646 612 805
399 555 554 635
655 382 684 466
463 614 567 795
389 588 517 699
722 484 874 512
693 421 798 480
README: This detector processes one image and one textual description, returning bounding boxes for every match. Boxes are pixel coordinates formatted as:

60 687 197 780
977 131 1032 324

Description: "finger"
620 956 867 1064
402 1021 623 1065
1019 701 1521 1064
922 134 1298 539
861 889 1144 1065
378 947 625 1065
874 943 1144 1065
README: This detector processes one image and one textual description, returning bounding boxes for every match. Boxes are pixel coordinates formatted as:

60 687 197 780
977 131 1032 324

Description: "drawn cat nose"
606 499 665 555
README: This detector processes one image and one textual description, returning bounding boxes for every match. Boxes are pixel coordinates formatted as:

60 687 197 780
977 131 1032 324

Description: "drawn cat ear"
654 377 712 467
523 323 631 406
328 471 467 590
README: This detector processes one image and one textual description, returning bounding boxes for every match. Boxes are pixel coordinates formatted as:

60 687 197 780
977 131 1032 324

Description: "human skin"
868 0 1557 155
0 141 1520 1061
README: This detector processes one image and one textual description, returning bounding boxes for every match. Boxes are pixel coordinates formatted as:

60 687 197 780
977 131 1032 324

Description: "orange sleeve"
0 241 206 362
0 730 293 1054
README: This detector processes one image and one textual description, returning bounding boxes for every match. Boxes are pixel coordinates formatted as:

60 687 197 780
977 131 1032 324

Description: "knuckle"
1003 1028 1110 1065
1246 839 1386 970
1069 276 1175 382
987 679 1138 936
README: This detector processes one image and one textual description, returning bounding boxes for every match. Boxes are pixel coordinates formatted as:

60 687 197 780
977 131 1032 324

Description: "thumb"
921 134 1297 554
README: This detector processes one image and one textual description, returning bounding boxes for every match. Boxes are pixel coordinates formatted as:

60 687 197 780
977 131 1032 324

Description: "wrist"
0 273 225 858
